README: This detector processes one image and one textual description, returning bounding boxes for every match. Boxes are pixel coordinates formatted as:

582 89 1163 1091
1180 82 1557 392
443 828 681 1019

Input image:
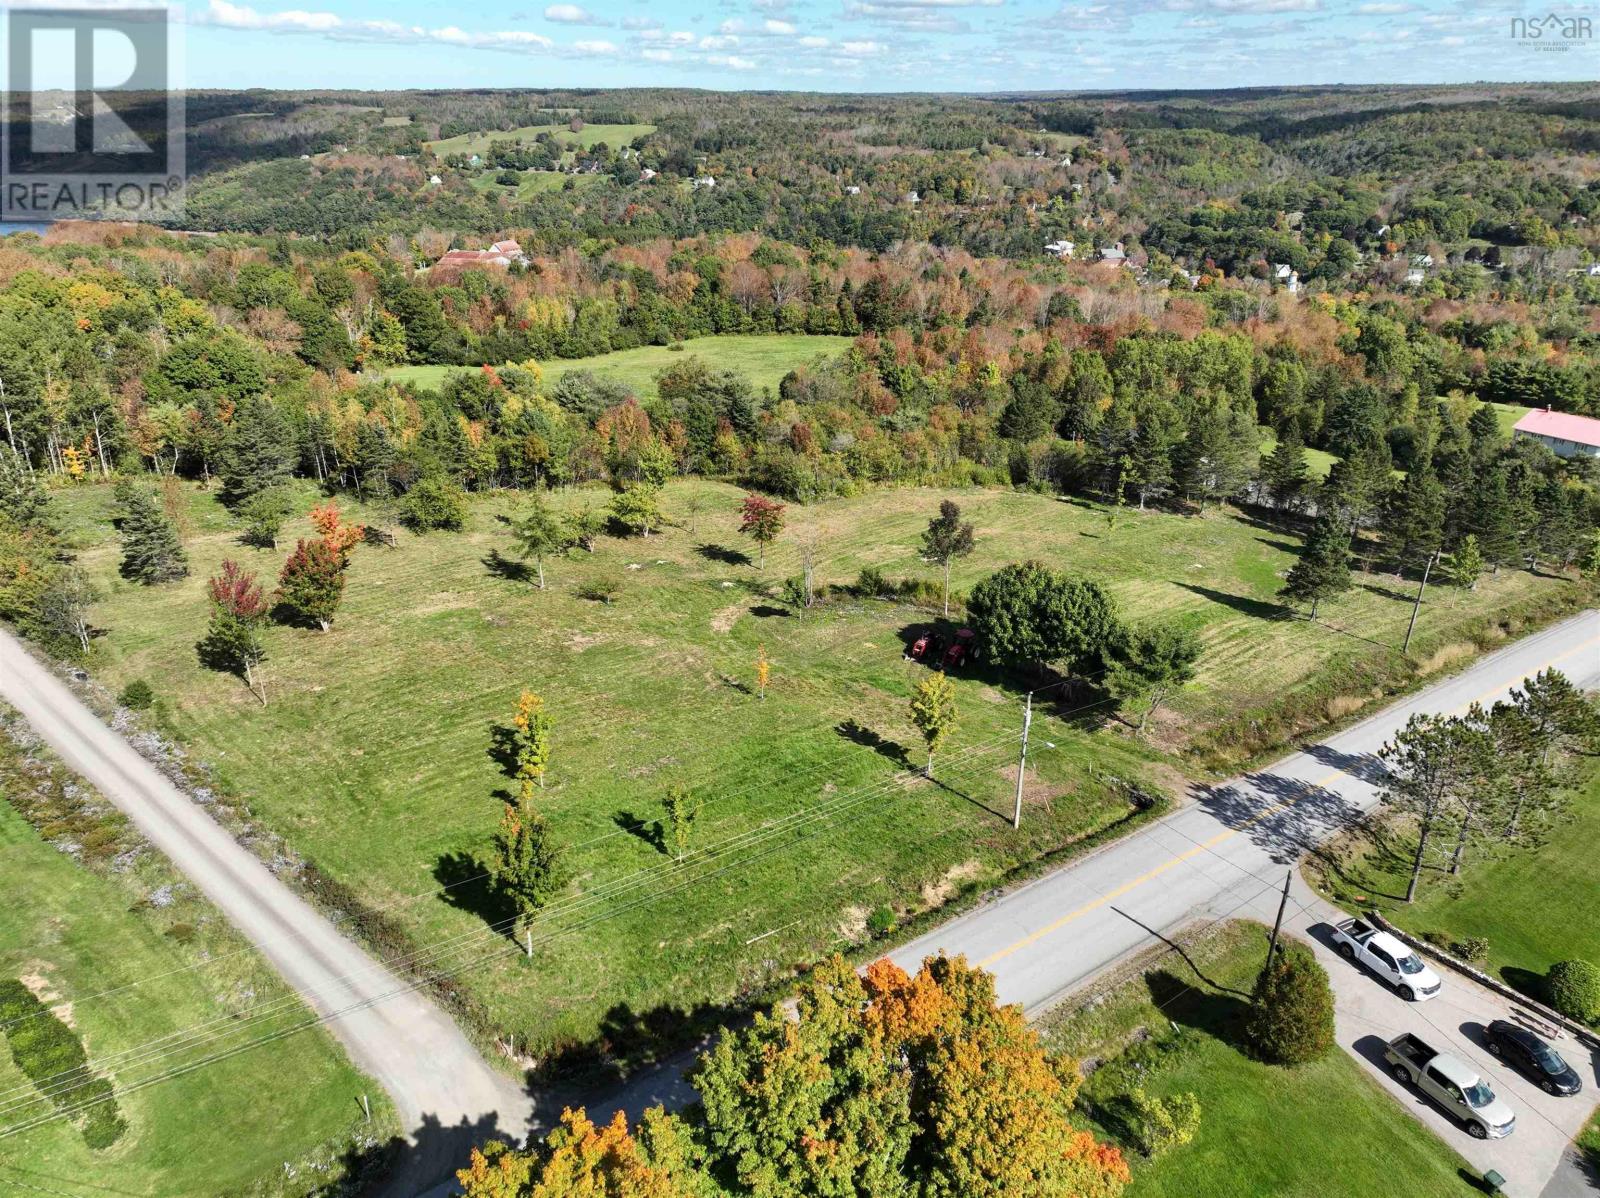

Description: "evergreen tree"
1280 514 1350 618
1245 939 1335 1066
219 396 295 506
511 496 569 589
1174 405 1256 508
1123 398 1184 510
1470 468 1520 574
0 446 51 529
1451 533 1484 591
491 799 566 932
1260 429 1311 515
1381 464 1444 568
117 484 188 584
1104 622 1202 734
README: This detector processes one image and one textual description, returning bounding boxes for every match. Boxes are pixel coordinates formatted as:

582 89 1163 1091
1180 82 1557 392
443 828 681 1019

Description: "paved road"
0 630 533 1197
890 609 1600 1013
592 608 1600 1148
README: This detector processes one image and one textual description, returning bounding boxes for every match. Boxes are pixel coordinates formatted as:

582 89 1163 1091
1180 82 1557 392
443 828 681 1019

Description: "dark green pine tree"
1534 476 1582 571
1281 513 1351 618
1260 427 1312 515
117 485 188 585
1471 467 1521 575
219 395 296 506
1381 464 1444 568
1467 403 1502 466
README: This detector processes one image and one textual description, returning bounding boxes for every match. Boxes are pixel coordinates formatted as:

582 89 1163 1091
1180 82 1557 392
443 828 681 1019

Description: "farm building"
1513 407 1600 459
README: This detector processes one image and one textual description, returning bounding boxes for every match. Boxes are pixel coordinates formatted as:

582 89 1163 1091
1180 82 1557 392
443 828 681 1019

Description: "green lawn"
387 334 855 403
0 706 394 1196
1307 761 1600 995
1490 402 1532 440
1257 427 1338 479
427 123 655 159
47 478 1580 1072
469 170 607 199
1042 921 1479 1198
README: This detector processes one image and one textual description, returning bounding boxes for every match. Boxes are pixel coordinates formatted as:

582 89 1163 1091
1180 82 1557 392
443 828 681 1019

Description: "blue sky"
177 0 1599 92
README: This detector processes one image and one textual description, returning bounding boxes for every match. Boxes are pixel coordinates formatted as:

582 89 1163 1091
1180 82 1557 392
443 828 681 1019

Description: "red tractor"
907 629 941 662
942 628 976 669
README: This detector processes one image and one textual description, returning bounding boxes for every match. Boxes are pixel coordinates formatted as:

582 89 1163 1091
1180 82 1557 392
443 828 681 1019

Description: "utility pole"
1259 871 1293 993
1401 547 1439 656
1011 691 1033 830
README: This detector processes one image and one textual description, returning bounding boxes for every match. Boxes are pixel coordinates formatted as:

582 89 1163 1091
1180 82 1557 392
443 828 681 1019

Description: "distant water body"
0 220 53 236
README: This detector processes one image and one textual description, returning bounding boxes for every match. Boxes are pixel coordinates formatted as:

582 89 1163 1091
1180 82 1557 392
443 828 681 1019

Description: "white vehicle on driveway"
1329 917 1442 1001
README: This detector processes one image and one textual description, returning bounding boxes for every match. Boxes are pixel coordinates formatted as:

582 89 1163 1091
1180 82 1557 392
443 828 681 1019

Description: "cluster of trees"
1378 669 1597 903
964 559 1202 735
456 953 1131 1198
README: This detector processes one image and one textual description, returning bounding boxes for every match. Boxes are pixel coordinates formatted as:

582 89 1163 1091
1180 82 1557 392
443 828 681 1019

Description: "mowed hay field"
0 717 389 1195
426 123 656 159
387 335 855 404
52 481 1583 1067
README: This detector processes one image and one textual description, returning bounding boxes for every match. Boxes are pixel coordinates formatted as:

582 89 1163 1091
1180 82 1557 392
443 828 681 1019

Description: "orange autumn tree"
693 952 1129 1198
455 1107 700 1198
863 954 1130 1198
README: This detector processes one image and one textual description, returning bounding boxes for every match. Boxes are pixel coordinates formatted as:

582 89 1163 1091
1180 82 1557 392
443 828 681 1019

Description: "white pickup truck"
1384 1033 1516 1139
1330 917 1442 1002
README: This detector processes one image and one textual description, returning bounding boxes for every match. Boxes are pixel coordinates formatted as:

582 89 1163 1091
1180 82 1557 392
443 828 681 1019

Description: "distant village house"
1513 408 1600 459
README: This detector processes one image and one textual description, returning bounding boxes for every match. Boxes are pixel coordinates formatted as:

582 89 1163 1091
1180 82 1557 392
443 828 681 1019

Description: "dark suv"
1486 1020 1583 1096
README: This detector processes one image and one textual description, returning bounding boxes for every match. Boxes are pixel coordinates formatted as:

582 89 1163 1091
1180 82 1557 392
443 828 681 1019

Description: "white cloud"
641 47 673 60
764 18 797 34
573 38 617 52
839 38 887 54
699 33 740 48
706 52 757 69
544 4 601 24
621 15 661 30
799 34 831 46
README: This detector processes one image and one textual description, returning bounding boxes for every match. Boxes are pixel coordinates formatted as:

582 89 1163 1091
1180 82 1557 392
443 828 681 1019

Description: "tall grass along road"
0 629 532 1197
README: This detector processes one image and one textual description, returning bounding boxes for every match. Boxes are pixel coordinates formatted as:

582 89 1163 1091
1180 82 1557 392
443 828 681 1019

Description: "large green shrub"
0 978 126 1149
1547 959 1600 1023
1127 1087 1202 1158
399 476 468 532
1244 939 1336 1066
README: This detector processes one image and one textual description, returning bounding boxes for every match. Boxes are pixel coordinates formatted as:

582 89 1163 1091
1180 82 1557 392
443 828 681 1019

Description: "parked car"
1384 1033 1516 1139
1329 918 1442 1001
1486 1020 1583 1096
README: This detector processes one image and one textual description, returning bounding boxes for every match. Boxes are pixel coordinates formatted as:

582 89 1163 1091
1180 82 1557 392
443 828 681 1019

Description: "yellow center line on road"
977 629 1600 971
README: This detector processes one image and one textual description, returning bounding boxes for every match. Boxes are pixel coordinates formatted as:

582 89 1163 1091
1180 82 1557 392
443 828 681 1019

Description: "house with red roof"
1512 407 1600 459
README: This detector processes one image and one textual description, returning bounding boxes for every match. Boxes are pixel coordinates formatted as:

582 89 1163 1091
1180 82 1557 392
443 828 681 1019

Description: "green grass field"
468 170 608 199
1042 921 1479 1197
1308 762 1600 995
387 334 855 403
45 474 1582 1071
0 708 392 1196
1256 427 1339 479
427 123 655 159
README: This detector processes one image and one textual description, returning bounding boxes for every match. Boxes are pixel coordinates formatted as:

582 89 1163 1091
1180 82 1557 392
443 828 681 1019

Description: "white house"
692 175 717 190
904 190 921 205
427 174 443 187
1272 262 1293 280
1587 263 1600 276
639 168 658 182
1512 408 1600 459
1045 239 1075 258
1404 268 1426 286
1099 243 1127 265
845 185 861 196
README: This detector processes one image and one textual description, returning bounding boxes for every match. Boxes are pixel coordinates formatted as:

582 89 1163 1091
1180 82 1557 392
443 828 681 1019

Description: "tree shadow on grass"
836 719 911 768
1145 966 1254 1050
432 850 513 935
696 543 753 568
749 604 790 619
483 549 533 584
1500 966 1549 1006
614 810 667 856
1359 580 1414 604
534 996 747 1094
486 721 521 778
1174 582 1291 622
